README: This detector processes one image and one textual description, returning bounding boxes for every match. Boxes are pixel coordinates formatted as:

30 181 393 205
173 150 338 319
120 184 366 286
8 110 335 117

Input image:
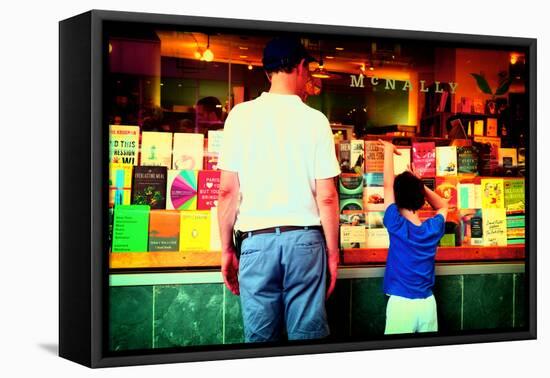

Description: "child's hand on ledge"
378 139 402 155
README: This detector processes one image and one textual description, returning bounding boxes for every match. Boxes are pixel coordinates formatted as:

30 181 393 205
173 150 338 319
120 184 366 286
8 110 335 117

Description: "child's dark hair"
393 171 426 212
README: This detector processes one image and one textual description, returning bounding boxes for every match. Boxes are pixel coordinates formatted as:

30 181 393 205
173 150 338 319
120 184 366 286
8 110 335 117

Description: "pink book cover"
412 142 436 178
197 170 221 210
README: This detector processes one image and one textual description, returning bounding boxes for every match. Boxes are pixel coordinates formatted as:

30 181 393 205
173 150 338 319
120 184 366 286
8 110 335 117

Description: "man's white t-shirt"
217 91 341 232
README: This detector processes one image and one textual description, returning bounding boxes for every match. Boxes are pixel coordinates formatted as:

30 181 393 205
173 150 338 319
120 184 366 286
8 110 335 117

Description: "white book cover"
140 131 173 167
172 133 204 170
207 130 224 154
364 186 385 211
436 146 458 176
109 125 140 165
365 228 389 248
474 184 482 209
393 147 411 175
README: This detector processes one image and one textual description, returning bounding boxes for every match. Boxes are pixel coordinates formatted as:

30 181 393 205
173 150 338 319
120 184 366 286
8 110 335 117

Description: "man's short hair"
262 36 316 75
197 96 222 120
393 171 426 212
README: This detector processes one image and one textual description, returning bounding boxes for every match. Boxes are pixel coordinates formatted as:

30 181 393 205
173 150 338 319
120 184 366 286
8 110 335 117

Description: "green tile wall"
109 273 527 351
110 286 153 351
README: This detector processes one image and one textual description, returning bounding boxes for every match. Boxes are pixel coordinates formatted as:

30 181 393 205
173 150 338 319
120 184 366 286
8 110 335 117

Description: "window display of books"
335 138 525 251
109 125 221 253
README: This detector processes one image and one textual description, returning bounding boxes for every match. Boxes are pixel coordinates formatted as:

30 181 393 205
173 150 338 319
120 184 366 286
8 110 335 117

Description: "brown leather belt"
239 225 323 242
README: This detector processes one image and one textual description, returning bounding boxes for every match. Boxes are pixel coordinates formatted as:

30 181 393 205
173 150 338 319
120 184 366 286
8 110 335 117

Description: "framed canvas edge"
76 9 537 368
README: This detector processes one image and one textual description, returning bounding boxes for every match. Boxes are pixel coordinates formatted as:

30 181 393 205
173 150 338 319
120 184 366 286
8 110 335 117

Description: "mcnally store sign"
349 74 459 93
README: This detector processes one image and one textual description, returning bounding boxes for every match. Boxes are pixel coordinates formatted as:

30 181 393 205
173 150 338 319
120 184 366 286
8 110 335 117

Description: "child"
378 139 449 334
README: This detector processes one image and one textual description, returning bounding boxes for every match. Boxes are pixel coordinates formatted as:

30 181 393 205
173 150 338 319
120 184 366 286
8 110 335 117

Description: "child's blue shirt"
382 203 446 299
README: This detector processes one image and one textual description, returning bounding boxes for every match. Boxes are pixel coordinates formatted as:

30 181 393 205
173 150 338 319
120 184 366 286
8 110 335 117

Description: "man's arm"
379 139 401 209
315 177 340 299
218 170 241 295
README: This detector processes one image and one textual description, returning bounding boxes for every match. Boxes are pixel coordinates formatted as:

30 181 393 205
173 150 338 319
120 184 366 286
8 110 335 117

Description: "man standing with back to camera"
217 36 341 343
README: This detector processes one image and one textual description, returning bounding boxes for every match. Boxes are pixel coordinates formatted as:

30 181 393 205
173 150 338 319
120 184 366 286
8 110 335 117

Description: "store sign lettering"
350 74 458 93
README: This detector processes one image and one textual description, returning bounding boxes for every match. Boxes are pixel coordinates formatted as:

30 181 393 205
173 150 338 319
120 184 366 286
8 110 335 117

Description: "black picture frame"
59 9 537 368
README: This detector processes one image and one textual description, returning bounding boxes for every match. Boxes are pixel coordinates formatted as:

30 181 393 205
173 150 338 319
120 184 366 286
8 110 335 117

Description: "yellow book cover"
482 208 507 246
481 178 504 208
140 132 173 167
393 147 411 175
179 210 211 251
109 125 140 165
109 163 133 207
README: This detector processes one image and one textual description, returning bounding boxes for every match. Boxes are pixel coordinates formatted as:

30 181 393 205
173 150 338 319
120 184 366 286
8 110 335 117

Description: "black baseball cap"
262 36 317 71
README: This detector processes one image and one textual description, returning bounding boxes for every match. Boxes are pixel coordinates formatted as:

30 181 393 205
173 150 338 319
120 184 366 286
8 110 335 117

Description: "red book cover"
197 170 221 210
435 176 458 208
412 142 436 178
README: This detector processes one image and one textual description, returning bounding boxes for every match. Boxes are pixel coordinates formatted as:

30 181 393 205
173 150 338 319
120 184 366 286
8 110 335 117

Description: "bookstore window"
107 27 527 268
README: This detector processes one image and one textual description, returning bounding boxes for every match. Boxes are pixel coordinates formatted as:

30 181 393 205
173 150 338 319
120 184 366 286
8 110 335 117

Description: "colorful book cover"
364 187 385 211
340 224 366 249
350 140 365 174
393 147 411 175
166 170 198 210
435 146 457 176
474 136 501 176
109 125 140 165
340 210 365 226
486 118 498 137
473 120 484 136
148 210 180 251
112 205 150 252
179 210 211 251
412 142 436 178
131 166 167 209
365 228 389 248
457 182 476 209
339 173 364 199
458 209 480 245
420 178 436 210
499 148 518 169
366 211 385 229
204 152 219 170
210 207 222 251
109 163 133 207
364 172 384 187
340 198 363 212
140 132 173 167
435 176 458 208
506 213 525 244
481 178 505 209
364 141 384 172
172 132 204 170
457 145 479 175
207 130 224 154
338 141 353 174
504 178 525 214
197 170 221 210
482 208 507 246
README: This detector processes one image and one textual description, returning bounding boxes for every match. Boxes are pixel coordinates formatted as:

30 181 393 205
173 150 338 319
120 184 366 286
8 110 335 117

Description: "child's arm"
378 139 401 210
408 163 449 220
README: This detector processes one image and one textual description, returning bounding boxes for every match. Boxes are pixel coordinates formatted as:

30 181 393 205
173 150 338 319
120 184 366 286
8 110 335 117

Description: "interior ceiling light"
202 35 214 62
311 45 333 79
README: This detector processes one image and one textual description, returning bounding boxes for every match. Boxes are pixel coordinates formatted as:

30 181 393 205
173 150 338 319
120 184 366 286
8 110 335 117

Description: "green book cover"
439 233 456 247
339 173 364 199
112 205 150 252
504 178 525 214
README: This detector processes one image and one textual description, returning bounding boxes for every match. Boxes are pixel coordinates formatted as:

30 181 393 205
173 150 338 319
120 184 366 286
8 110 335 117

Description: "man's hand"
326 250 339 299
221 246 240 295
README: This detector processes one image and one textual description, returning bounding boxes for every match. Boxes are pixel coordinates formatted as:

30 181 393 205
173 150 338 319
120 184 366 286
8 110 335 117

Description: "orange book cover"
148 210 180 251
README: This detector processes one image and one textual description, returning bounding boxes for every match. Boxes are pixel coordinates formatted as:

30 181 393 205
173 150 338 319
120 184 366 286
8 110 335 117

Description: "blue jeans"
238 227 329 342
